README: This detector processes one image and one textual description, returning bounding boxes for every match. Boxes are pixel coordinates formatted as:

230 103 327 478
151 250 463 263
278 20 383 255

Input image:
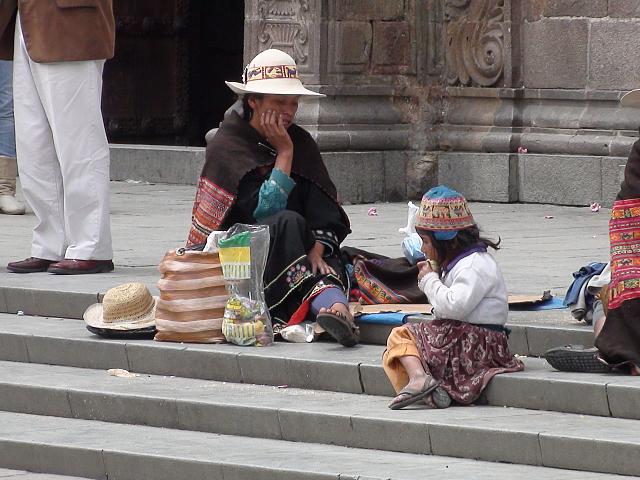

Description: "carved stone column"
243 0 421 203
245 0 318 80
444 0 509 88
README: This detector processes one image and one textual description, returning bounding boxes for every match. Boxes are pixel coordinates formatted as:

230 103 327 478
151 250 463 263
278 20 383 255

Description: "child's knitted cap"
416 185 475 240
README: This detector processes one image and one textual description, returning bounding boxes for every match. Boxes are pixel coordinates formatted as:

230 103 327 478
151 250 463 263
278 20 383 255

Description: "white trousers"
13 16 112 261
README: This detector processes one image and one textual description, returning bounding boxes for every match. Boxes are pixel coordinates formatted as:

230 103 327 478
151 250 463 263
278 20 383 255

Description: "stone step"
362 310 594 355
0 469 90 479
0 411 637 480
2 359 640 475
109 143 411 204
0 286 591 353
0 315 637 420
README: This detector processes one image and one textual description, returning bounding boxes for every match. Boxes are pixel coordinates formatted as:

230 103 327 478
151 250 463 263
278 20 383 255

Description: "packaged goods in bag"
217 231 252 279
222 294 269 346
217 224 273 346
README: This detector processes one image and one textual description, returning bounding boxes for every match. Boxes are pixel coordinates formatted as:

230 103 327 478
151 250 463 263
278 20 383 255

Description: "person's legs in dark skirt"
260 210 358 346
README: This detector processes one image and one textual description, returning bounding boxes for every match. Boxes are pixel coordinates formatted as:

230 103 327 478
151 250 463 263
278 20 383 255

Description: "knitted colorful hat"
415 185 475 240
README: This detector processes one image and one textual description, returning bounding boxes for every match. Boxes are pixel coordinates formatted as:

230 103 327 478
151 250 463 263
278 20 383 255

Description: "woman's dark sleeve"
221 170 264 228
302 181 351 254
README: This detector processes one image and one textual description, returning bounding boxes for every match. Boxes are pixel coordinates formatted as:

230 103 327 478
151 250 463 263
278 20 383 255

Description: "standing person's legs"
0 59 25 215
0 60 16 157
12 16 66 265
9 16 112 274
33 58 113 263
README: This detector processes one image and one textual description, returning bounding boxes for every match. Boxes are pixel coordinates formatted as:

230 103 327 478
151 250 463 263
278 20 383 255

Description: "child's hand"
417 260 433 281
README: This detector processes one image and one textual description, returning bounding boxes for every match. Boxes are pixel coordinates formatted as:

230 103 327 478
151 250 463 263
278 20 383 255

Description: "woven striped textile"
609 198 640 310
187 177 235 247
154 249 229 343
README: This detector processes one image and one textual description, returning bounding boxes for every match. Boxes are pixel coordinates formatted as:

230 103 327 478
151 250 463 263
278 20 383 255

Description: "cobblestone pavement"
0 181 609 297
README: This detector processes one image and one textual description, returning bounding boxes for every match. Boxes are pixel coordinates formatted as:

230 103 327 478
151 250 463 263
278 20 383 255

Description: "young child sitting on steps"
383 186 524 410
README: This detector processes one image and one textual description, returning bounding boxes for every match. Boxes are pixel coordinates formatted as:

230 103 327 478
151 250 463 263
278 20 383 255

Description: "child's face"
419 233 438 261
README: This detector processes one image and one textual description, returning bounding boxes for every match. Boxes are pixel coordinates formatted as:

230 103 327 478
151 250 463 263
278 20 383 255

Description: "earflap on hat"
433 229 459 241
416 185 475 238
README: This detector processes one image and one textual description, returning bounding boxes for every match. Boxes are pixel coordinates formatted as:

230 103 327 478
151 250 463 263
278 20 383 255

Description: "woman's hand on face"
417 260 434 281
261 110 293 155
308 242 336 276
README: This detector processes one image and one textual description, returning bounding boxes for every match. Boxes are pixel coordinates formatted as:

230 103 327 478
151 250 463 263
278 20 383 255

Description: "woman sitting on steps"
187 49 358 347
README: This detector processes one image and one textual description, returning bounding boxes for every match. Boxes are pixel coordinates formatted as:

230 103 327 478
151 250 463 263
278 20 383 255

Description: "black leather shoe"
47 259 114 275
7 257 56 273
544 345 611 373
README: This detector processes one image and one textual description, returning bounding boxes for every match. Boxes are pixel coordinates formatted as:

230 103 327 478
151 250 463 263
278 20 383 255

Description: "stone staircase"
0 311 639 479
0 469 83 479
0 186 632 478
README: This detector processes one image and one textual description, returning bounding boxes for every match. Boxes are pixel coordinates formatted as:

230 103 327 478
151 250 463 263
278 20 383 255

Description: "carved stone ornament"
444 0 505 87
258 0 310 67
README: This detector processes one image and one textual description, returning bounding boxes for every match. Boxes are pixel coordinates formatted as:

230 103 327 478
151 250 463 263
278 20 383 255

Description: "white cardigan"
418 251 508 326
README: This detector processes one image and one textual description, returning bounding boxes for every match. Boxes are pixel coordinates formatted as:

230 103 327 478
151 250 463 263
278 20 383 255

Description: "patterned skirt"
386 320 524 405
594 198 640 368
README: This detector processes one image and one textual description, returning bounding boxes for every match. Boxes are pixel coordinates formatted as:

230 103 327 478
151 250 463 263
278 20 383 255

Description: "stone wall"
241 1 640 205
243 0 444 203
524 1 640 91
439 0 640 205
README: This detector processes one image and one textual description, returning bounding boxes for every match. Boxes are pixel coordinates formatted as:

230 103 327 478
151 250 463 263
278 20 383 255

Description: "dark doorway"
102 1 245 146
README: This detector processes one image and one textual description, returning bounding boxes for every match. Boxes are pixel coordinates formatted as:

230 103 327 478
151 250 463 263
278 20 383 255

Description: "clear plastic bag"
398 201 425 265
217 224 273 346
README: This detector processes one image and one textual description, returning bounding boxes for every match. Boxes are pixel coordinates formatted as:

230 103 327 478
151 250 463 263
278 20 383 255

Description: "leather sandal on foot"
389 377 439 410
316 310 360 347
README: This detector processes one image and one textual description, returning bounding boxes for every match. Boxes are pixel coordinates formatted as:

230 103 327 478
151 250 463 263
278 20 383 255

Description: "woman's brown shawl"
187 111 348 245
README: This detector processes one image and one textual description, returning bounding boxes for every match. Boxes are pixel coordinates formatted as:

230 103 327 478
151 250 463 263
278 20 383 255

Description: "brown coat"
0 0 114 63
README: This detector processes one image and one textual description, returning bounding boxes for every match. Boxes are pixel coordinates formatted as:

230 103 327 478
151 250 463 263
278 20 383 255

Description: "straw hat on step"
84 282 157 330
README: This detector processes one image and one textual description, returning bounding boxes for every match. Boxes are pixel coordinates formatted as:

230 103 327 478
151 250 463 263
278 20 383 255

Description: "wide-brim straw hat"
621 89 640 108
225 48 324 97
416 185 475 241
84 282 157 330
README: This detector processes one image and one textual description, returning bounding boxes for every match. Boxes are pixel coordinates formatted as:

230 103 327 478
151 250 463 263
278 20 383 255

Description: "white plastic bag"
280 323 315 343
398 202 425 265
203 230 225 253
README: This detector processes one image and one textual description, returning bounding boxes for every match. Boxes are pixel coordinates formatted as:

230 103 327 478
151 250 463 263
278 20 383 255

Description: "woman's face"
248 94 300 129
419 232 438 261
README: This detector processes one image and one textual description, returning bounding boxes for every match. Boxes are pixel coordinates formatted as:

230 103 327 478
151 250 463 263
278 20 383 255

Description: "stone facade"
241 0 640 205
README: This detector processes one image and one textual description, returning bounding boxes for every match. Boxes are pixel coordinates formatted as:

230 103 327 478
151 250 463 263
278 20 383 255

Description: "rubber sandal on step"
316 311 360 347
